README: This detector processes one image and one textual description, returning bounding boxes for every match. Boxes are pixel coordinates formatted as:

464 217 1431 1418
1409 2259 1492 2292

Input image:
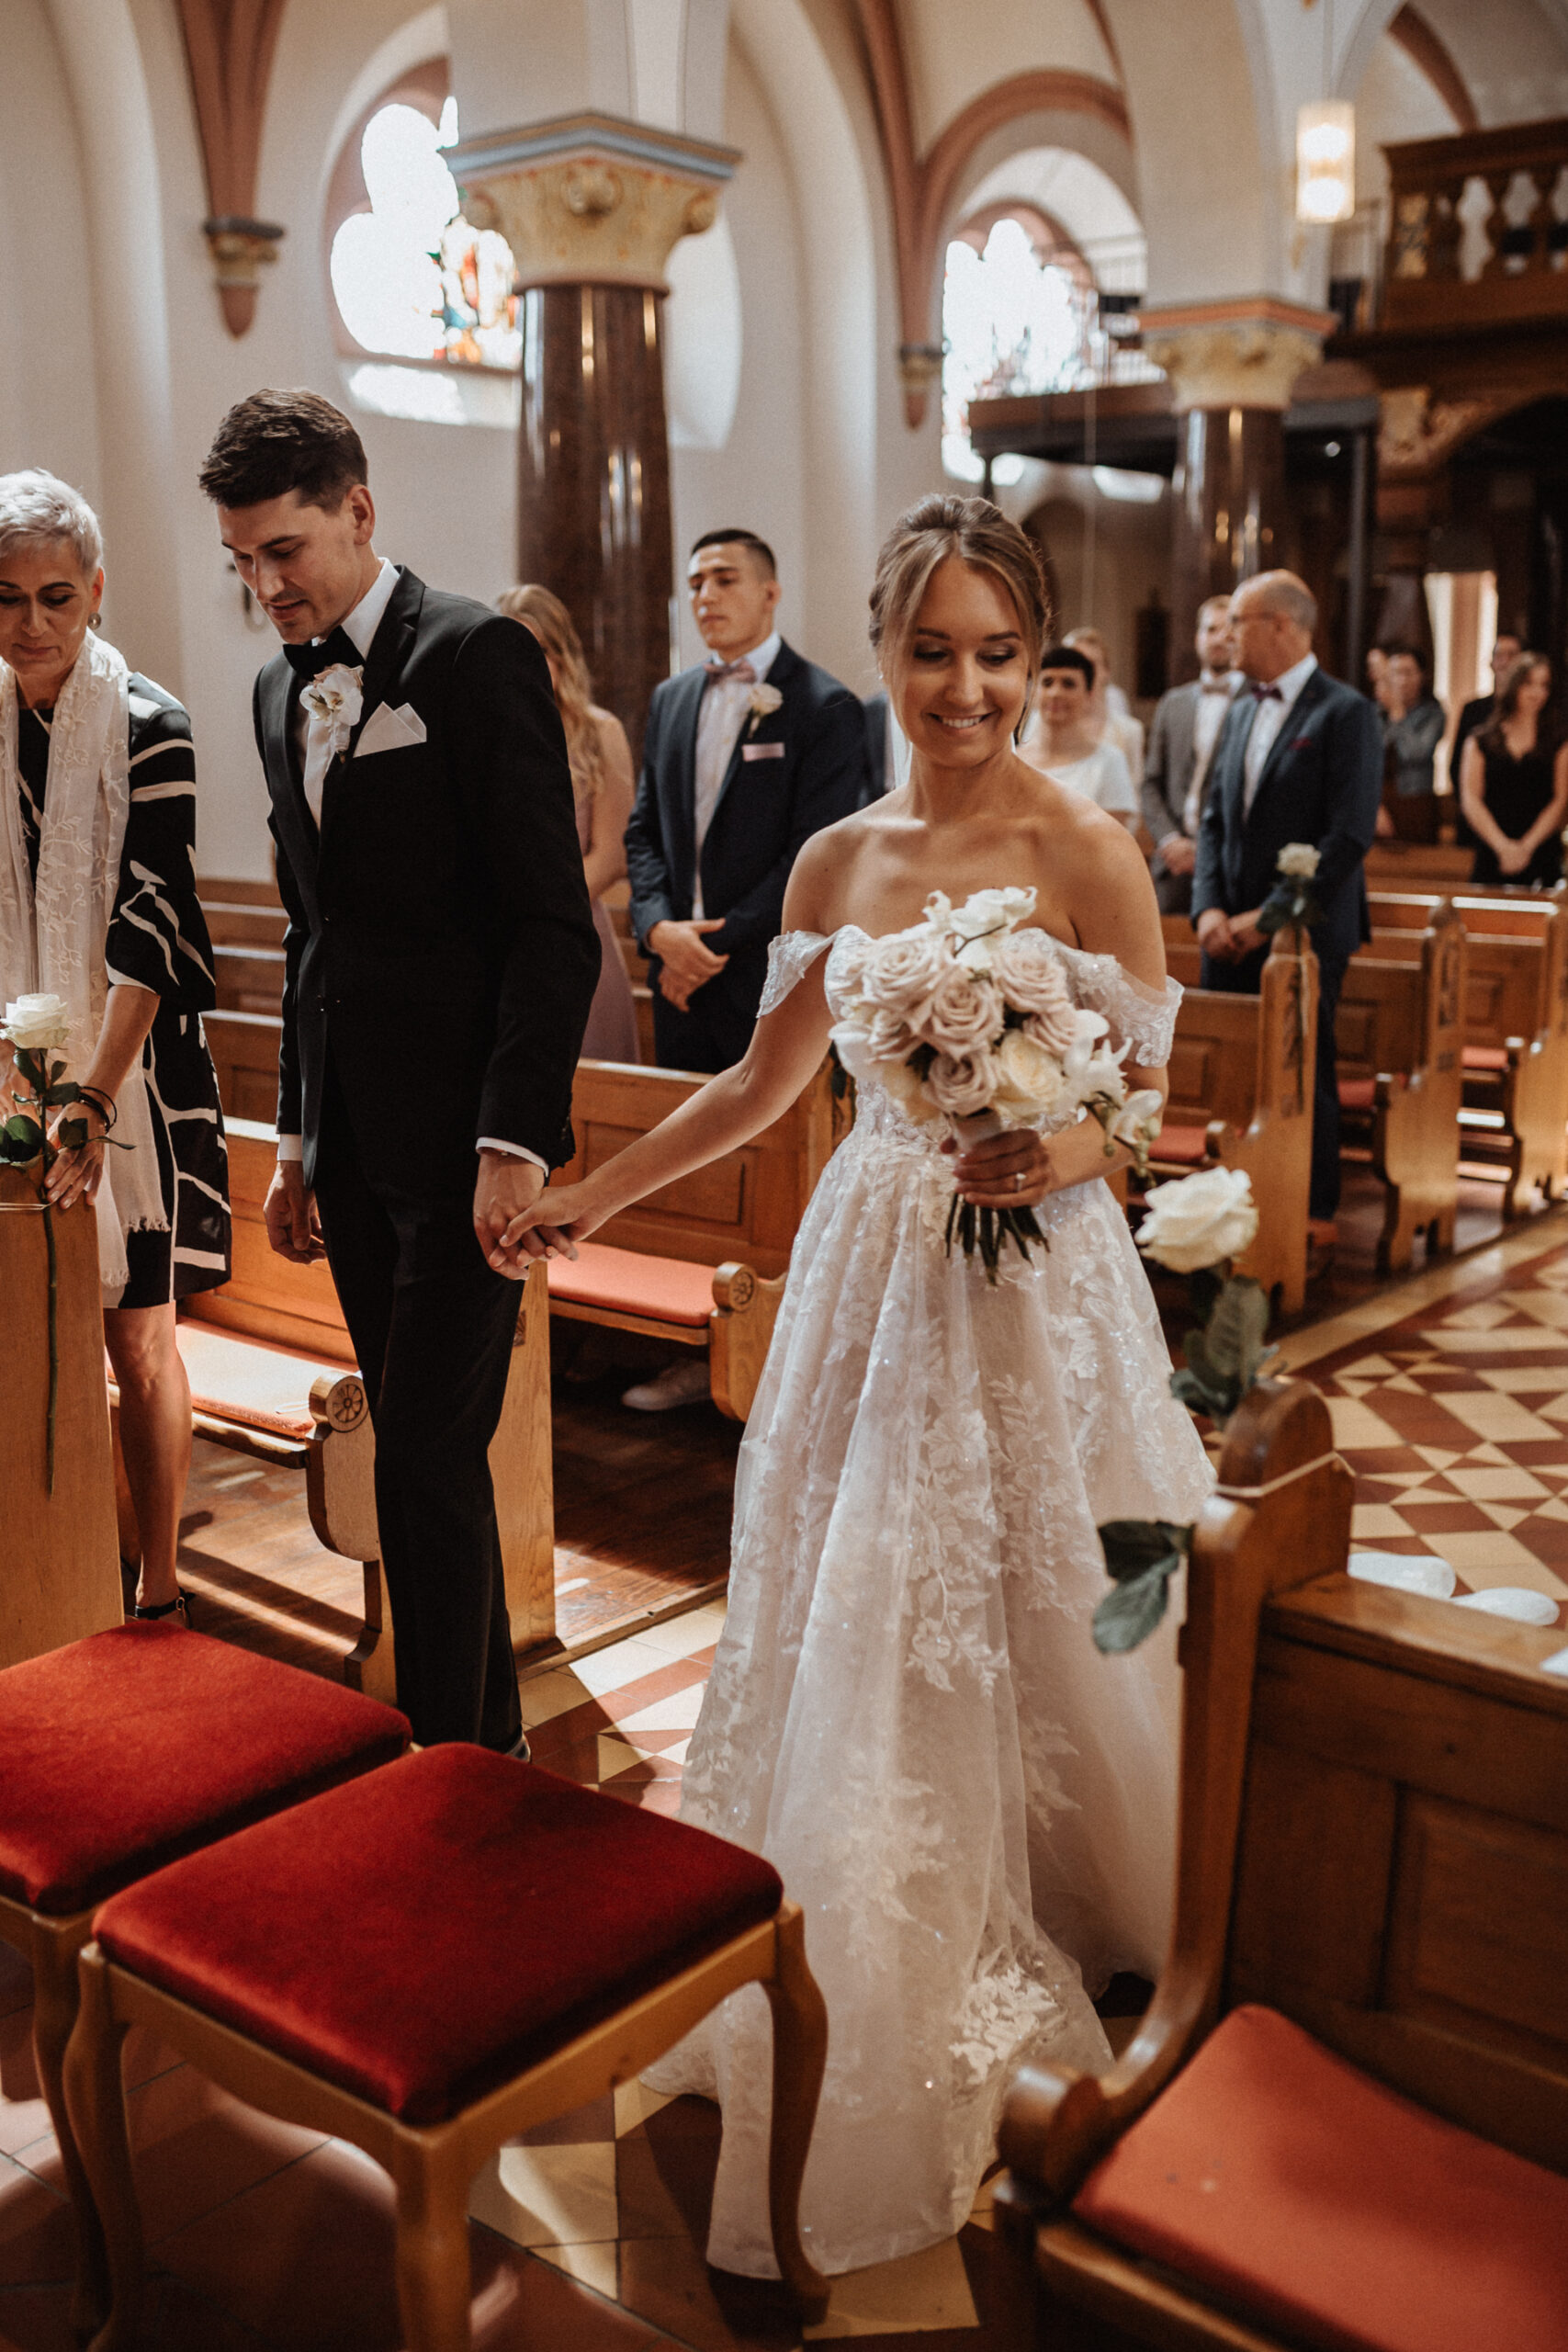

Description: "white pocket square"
354 700 426 757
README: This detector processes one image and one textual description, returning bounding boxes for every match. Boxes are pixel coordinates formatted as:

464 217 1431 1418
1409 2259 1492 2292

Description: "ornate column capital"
1137 297 1337 413
201 217 286 338
448 113 739 292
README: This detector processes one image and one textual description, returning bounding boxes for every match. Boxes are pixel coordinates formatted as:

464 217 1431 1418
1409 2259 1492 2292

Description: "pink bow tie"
705 658 757 684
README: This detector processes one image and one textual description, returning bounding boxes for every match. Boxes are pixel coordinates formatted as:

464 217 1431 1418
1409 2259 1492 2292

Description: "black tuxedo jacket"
1191 666 1382 967
254 567 600 1197
624 639 867 1024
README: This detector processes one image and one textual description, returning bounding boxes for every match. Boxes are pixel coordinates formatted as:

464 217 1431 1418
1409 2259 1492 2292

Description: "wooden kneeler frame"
66 1902 831 2349
0 1890 109 2333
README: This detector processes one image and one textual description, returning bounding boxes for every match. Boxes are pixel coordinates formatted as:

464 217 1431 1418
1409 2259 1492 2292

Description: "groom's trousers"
310 1058 525 1753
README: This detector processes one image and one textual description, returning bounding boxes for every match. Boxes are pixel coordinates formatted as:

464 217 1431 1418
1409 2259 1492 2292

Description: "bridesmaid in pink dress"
497 585 640 1060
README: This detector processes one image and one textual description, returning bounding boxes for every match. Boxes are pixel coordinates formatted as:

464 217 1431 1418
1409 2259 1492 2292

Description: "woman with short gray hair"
0 468 230 1620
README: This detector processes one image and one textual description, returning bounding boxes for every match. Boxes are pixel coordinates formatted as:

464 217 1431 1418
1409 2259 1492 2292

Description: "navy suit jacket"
1191 666 1382 967
254 568 600 1196
624 639 867 1028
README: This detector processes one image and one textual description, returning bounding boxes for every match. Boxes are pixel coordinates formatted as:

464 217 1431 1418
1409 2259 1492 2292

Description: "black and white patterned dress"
17 673 231 1308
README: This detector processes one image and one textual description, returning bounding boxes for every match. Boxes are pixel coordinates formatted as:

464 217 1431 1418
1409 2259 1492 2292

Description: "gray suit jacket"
1142 681 1201 872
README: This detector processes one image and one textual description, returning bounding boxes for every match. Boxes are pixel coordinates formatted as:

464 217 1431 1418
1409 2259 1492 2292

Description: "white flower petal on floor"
1348 1550 1458 1598
1449 1585 1561 1625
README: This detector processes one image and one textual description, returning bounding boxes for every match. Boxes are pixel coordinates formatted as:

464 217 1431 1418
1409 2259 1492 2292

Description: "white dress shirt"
276 557 545 1174
1180 669 1244 839
1242 651 1317 815
692 629 780 919
292 557 399 827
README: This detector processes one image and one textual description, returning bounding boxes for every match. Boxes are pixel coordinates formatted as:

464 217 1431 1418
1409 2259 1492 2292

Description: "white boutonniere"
300 663 365 757
746 683 784 739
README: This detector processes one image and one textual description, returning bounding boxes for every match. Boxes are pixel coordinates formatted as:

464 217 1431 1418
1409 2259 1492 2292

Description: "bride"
509 496 1213 2279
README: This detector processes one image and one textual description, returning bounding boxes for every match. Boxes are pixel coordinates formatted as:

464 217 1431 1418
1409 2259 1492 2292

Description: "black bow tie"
1249 682 1283 703
283 627 361 683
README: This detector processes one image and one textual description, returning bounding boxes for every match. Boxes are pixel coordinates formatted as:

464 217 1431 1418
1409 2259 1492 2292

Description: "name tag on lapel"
355 701 427 758
742 741 785 761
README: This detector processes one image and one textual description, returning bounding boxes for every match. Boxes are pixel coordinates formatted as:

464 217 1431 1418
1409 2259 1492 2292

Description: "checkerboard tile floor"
1280 1229 1568 1626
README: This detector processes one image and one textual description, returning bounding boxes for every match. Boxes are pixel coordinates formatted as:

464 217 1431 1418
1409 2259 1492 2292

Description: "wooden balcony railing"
1381 116 1568 331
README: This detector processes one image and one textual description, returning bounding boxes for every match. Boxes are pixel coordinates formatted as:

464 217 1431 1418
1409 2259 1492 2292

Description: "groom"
199 389 599 1752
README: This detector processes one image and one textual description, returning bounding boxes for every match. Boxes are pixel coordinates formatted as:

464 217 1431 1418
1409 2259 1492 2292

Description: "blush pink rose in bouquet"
829 886 1168 1281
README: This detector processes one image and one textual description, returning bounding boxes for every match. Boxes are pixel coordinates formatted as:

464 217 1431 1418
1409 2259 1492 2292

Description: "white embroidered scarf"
0 633 166 1292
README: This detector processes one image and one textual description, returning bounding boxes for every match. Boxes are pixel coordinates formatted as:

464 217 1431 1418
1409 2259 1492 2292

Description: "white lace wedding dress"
645 926 1215 2279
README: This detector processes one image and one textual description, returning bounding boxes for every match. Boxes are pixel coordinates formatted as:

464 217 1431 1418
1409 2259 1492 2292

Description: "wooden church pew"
547 1056 851 1419
1337 903 1466 1272
1368 889 1568 1214
994 1376 1568 2351
175 1117 556 1690
1145 932 1318 1315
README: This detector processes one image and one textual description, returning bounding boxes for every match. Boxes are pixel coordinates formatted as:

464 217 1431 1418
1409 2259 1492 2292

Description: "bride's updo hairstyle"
869 495 1050 741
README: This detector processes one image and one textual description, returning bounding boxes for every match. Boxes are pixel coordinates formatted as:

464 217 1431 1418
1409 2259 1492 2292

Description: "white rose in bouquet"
1278 842 1320 880
926 1046 998 1119
858 927 950 1027
992 1026 1069 1124
1136 1165 1258 1272
877 1052 945 1125
3 994 70 1052
925 965 1004 1055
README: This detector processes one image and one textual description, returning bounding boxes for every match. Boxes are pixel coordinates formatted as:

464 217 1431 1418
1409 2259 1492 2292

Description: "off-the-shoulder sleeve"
1068 950 1182 1066
758 930 833 1017
105 693 217 1011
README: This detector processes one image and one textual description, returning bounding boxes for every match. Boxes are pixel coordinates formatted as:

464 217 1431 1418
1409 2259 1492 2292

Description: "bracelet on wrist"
78 1085 118 1132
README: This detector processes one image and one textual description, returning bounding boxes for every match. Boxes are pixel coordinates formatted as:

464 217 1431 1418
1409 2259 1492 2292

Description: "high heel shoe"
131 1589 191 1624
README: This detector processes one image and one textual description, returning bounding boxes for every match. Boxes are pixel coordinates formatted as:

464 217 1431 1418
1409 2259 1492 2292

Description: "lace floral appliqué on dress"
646 924 1213 2279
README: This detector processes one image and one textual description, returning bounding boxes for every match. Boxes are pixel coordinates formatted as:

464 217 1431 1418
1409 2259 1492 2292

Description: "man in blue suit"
1192 571 1382 1239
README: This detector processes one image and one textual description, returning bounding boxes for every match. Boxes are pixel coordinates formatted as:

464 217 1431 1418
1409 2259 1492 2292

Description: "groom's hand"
475 1148 547 1280
264 1161 326 1263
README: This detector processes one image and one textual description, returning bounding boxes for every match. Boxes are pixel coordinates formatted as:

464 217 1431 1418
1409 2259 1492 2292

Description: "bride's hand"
500 1179 610 1261
944 1127 1055 1207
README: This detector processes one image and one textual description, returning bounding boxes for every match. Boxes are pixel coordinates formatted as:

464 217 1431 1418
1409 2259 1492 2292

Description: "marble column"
1141 303 1334 684
452 118 738 754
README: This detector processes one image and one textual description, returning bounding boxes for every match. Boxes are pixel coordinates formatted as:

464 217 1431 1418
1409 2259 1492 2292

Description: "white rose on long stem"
1137 1166 1258 1272
926 1046 998 1119
3 994 70 1052
1278 842 1320 880
923 965 1004 1055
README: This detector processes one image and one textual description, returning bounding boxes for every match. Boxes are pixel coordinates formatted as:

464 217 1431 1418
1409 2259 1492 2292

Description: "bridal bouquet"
829 887 1163 1282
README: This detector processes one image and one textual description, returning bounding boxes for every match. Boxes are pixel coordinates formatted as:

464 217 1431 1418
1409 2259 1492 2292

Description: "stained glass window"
942 218 1090 481
330 99 520 370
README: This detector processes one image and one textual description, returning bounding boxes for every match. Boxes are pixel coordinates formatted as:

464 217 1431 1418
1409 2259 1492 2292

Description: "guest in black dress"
0 469 229 1622
1459 653 1568 888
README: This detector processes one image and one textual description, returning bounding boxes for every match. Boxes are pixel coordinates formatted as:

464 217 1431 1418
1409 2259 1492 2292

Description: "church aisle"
4 1216 1566 2346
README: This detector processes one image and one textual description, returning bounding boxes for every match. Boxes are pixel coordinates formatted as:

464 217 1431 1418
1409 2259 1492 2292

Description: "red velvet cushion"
0 1625 409 1915
1072 2006 1568 2352
94 1746 784 2124
547 1240 715 1329
1150 1125 1212 1167
1463 1045 1511 1071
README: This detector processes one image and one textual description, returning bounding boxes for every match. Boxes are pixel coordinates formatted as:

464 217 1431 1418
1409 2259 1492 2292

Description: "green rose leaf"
44 1080 83 1107
3 1114 44 1151
1204 1274 1269 1382
55 1117 88 1148
1093 1521 1191 1653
